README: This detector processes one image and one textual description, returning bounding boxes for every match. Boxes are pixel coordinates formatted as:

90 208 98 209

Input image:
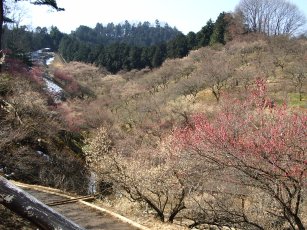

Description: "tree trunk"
0 0 3 50
212 89 220 102
0 176 85 230
0 0 3 72
137 191 165 222
288 210 305 230
168 203 185 223
0 0 4 73
168 189 186 223
293 215 305 230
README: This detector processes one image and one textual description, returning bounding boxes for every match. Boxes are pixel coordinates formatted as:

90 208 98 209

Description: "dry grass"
94 195 188 230
50 53 66 68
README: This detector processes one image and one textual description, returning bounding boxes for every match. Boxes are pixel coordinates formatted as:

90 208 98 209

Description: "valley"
0 0 307 229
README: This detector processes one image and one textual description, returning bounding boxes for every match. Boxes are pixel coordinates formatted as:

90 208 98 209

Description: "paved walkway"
14 182 148 230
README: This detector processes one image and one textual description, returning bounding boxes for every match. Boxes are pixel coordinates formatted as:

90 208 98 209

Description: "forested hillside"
2 25 63 52
57 35 307 230
1 0 307 229
58 12 231 73
2 20 181 71
2 12 231 73
72 20 181 46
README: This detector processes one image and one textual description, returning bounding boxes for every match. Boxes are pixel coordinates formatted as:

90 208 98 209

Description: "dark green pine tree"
166 34 188 58
128 46 142 70
87 45 100 63
196 19 215 47
140 47 154 68
32 27 52 50
3 26 32 52
49 26 64 51
186 32 197 50
152 45 164 68
58 35 77 61
75 43 91 62
210 12 228 45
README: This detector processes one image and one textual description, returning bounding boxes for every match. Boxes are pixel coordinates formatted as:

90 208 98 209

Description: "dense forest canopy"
57 12 244 73
73 20 181 46
1 13 231 72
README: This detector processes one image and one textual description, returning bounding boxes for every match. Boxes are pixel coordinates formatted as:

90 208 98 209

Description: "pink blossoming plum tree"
173 79 307 229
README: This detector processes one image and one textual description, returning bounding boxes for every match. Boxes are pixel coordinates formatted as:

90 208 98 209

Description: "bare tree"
285 57 307 101
236 0 306 36
3 0 28 29
194 49 233 102
84 127 188 223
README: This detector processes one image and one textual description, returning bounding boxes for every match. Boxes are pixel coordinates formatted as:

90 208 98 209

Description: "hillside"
0 59 89 191
58 13 230 73
52 35 307 132
1 34 307 229
2 12 230 73
52 35 307 229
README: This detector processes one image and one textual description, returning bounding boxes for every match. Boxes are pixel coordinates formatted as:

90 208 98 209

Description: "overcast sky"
16 0 307 34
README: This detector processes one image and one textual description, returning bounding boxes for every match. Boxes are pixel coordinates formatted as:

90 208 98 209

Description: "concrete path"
14 182 148 230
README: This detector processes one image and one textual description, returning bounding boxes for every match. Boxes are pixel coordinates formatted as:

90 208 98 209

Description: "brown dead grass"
50 54 66 69
94 195 188 230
